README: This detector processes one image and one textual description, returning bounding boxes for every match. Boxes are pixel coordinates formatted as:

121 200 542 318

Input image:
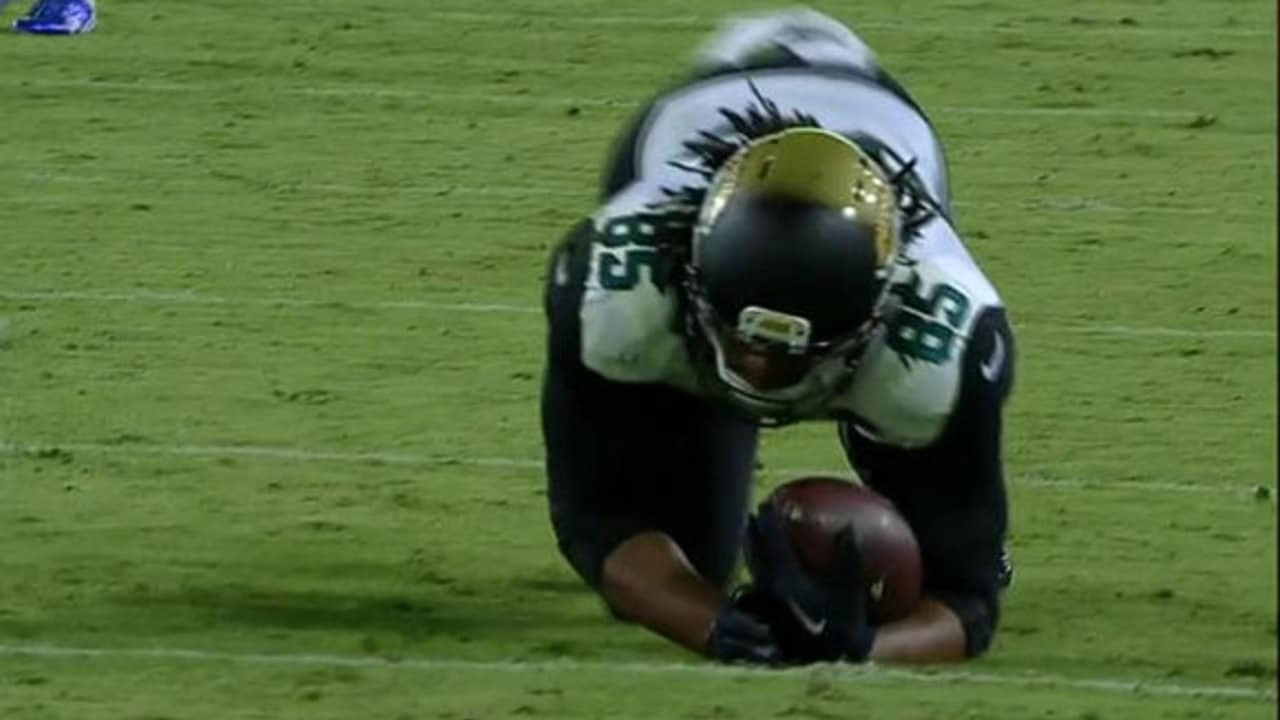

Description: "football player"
541 8 1015 665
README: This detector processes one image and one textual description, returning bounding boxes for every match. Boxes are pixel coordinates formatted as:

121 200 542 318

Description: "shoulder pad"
579 201 698 389
833 249 1001 447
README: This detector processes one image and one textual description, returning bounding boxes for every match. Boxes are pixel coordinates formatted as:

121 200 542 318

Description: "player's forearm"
866 597 968 663
600 531 726 654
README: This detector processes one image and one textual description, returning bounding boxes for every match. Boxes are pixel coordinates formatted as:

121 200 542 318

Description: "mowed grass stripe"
0 78 1216 121
422 10 1275 39
1 440 1271 496
0 642 1272 701
2 290 1273 339
10 173 1272 220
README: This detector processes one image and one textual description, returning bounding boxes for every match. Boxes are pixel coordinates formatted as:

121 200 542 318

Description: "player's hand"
744 501 876 662
706 586 783 665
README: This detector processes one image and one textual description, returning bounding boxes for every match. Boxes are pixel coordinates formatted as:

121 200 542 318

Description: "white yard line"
427 10 1275 39
0 440 1266 497
2 78 1211 121
0 643 1272 701
1 289 1273 339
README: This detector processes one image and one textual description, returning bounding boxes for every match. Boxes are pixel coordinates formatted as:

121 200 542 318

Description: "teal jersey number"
595 215 672 291
886 272 971 365
599 247 660 290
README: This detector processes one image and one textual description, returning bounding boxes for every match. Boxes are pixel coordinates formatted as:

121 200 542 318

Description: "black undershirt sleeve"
839 306 1016 657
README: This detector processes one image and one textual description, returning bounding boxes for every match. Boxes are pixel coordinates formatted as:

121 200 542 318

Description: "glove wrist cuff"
845 624 876 662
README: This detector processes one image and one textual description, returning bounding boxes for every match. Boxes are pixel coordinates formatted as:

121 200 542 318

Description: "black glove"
744 500 876 663
705 586 783 665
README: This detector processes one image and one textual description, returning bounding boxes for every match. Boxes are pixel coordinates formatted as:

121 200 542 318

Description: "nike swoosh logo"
868 577 886 601
786 598 828 636
980 333 1005 382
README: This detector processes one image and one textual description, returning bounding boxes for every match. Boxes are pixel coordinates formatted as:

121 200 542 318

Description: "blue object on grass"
12 0 96 35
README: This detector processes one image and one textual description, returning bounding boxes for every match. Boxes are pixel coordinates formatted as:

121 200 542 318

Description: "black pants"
541 225 759 590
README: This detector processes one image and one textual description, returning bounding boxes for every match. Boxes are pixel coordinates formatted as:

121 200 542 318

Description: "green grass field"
1 0 1276 717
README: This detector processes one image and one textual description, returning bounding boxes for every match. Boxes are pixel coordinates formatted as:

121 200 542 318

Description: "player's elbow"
934 590 1001 659
599 531 682 622
600 542 645 621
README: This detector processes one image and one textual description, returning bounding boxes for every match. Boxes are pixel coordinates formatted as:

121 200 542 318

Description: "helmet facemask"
687 266 894 425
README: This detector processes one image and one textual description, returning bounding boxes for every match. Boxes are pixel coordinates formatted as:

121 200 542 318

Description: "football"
766 476 923 623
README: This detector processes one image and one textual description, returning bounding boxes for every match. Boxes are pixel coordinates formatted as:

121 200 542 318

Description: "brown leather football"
767 476 923 623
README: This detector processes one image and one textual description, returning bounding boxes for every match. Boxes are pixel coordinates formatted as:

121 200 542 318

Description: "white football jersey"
577 14 1003 449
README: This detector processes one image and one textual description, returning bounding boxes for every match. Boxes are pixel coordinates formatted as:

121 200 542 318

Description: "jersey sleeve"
561 190 703 391
541 219 759 590
838 306 1015 657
